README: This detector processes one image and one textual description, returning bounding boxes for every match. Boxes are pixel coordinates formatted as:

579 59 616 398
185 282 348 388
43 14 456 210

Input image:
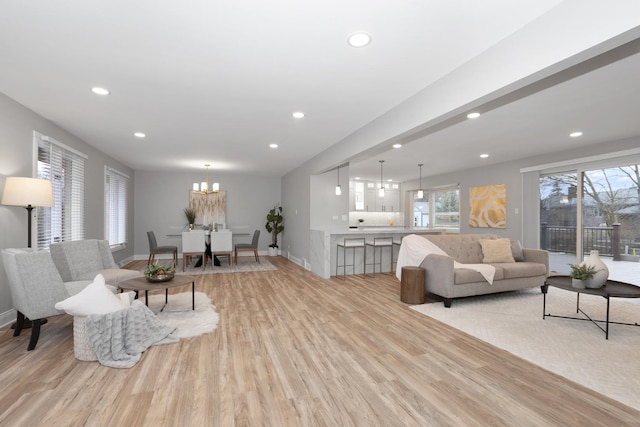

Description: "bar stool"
391 235 404 273
365 237 393 276
335 238 366 279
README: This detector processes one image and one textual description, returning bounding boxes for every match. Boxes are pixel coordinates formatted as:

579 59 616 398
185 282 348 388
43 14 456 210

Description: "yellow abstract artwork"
469 184 506 228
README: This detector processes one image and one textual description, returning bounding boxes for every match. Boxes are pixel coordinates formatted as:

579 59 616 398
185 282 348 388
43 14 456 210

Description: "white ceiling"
2 1 639 183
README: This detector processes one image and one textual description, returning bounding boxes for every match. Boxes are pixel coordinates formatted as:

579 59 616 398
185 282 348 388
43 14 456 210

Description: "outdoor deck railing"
540 224 620 257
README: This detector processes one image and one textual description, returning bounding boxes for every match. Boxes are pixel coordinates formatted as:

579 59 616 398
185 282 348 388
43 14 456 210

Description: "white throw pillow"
480 238 515 263
55 274 126 316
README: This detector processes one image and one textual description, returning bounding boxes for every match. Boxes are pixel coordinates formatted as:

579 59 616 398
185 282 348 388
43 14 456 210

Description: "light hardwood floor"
1 257 638 426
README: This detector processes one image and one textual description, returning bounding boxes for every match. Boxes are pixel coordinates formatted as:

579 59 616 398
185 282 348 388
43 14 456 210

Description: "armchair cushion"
50 239 138 285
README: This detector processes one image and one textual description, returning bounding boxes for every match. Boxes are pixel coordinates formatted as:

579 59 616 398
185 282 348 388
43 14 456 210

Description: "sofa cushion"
426 234 499 264
498 262 547 279
480 238 515 263
454 265 504 285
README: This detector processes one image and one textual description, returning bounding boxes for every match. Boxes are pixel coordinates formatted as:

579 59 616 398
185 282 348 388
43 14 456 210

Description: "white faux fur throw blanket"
86 300 178 368
395 234 496 284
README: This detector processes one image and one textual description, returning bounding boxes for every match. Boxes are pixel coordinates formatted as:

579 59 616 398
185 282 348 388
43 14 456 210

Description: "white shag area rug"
146 292 219 338
411 287 640 411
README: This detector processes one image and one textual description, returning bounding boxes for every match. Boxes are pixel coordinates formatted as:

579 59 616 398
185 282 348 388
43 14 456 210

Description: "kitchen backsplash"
349 211 404 227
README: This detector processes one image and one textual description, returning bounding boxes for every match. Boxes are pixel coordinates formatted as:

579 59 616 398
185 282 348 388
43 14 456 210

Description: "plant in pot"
184 207 197 230
265 205 284 256
568 263 598 289
144 263 175 282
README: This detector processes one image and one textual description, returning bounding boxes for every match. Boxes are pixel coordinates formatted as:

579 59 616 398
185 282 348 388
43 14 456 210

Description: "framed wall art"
469 184 506 228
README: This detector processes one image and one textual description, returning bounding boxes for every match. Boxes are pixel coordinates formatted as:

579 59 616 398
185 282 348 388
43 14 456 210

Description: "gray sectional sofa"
418 234 549 307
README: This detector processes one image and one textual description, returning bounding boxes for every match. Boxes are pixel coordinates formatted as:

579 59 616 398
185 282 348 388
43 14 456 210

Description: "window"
412 186 459 230
105 167 128 249
35 132 86 250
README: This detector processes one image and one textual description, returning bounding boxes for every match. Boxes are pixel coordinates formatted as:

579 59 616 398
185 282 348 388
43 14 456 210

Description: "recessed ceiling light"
269 143 278 149
355 177 360 180
570 131 583 138
292 111 305 119
480 153 489 158
393 144 402 149
467 112 481 119
91 87 110 95
347 32 371 48
387 179 393 182
134 132 146 138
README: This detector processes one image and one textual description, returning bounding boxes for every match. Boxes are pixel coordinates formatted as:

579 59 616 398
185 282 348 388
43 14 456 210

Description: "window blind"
105 166 128 248
36 133 86 250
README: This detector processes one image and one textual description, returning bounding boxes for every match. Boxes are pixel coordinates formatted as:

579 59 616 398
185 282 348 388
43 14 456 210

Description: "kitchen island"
310 228 448 279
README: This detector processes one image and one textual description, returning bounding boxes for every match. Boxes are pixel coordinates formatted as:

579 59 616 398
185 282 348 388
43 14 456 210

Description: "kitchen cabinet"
357 181 400 212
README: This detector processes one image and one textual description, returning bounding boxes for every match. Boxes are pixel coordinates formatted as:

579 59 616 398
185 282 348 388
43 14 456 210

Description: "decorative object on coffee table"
568 263 597 289
144 263 175 282
581 250 609 288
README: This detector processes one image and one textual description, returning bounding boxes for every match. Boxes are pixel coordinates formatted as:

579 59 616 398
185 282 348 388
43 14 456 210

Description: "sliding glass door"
540 164 640 281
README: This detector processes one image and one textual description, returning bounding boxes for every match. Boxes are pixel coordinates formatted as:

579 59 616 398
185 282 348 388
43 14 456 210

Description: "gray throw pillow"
511 240 525 262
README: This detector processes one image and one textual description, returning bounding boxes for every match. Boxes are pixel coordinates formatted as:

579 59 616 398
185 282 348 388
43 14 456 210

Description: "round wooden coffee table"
118 275 196 310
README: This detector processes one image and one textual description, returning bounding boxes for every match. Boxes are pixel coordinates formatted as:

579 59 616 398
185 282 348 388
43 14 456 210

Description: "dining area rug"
173 256 277 275
410 287 640 411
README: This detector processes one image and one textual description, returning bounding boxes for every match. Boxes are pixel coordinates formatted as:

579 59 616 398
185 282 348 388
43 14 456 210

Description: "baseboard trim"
0 308 16 329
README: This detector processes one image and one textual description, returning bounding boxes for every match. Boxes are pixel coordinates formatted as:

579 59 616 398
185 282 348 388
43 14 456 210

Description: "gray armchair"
1 248 92 350
50 239 141 285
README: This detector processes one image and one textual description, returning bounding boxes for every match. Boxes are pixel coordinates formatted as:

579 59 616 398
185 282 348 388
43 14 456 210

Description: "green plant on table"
184 207 197 226
568 263 598 281
358 218 364 223
144 263 175 277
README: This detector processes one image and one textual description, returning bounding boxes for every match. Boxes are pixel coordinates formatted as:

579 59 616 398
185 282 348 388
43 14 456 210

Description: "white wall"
133 170 281 257
0 93 135 323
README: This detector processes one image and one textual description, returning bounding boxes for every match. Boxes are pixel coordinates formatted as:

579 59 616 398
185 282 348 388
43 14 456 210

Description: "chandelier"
192 164 220 194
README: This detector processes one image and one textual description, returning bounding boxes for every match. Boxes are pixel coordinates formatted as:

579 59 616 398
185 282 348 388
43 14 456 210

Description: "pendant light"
417 163 424 199
192 164 220 194
378 160 385 197
335 165 342 195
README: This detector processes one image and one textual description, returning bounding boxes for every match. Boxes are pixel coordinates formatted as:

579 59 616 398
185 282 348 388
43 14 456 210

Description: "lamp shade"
1 177 53 207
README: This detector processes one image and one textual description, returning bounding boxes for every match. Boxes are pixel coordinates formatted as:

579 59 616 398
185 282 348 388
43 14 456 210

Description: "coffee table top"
118 274 195 292
545 275 640 299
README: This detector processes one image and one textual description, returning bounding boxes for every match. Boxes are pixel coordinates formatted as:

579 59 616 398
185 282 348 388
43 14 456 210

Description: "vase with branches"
184 207 197 229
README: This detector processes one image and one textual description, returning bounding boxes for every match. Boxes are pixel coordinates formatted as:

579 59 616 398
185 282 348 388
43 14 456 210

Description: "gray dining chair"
147 231 178 268
234 230 260 264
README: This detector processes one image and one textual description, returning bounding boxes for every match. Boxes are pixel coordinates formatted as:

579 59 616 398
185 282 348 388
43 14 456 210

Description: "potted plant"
144 263 175 282
358 218 364 229
184 207 197 230
265 205 284 256
568 263 598 289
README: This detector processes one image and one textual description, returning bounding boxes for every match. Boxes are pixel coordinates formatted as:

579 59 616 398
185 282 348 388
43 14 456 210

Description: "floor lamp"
1 177 53 329
1 177 53 248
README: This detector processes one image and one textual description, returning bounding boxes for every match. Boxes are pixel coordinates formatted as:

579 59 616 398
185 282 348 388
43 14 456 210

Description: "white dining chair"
182 230 206 271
